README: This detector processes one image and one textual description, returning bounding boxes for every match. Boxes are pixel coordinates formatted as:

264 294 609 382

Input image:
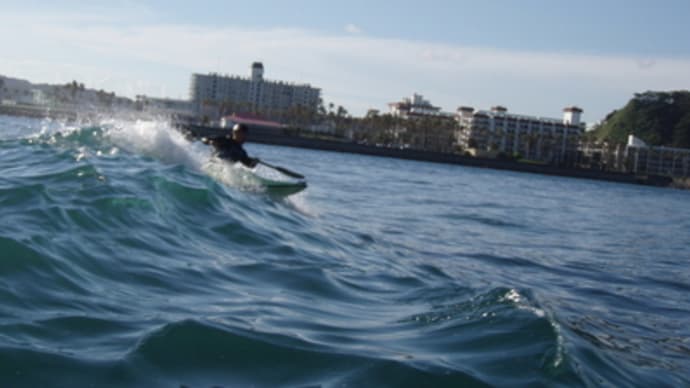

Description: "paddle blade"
258 161 305 180
273 166 305 180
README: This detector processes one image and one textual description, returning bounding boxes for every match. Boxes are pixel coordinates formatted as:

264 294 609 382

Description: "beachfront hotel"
189 62 321 117
455 106 585 163
389 93 454 120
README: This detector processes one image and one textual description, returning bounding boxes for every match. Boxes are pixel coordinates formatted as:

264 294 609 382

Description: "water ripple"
1 116 689 387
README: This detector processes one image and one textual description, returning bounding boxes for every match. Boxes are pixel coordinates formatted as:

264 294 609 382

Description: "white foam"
92 117 295 195
25 115 315 206
500 288 565 368
202 157 262 190
75 146 90 162
501 288 545 318
102 118 208 170
283 192 317 217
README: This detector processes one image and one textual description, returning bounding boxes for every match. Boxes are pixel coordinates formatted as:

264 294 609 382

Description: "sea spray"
102 118 207 169
21 116 288 195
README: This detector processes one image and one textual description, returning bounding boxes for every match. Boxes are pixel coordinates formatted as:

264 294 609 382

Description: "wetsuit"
212 137 256 167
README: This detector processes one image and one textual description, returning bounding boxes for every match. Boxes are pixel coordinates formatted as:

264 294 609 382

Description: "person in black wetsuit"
207 123 259 168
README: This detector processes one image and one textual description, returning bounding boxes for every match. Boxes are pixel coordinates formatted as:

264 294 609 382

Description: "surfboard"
235 163 307 196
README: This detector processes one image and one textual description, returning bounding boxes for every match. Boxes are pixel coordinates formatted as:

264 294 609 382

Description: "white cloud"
1 11 689 121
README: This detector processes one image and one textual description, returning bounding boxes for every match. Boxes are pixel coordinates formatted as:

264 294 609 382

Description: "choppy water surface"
1 115 689 387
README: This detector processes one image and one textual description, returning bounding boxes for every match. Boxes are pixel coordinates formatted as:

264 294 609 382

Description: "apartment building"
190 62 321 116
456 106 585 163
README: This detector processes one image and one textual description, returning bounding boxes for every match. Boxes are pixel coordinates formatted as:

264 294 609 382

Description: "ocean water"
1 114 689 387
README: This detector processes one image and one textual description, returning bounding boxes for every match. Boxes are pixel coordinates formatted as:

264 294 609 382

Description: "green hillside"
591 91 690 148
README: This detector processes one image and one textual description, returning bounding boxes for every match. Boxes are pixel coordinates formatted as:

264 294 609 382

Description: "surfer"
200 123 305 182
206 123 258 168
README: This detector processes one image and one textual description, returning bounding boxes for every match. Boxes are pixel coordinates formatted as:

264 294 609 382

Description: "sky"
1 0 689 122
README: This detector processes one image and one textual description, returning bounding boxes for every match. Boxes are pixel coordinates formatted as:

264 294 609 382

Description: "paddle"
199 135 305 179
257 160 305 180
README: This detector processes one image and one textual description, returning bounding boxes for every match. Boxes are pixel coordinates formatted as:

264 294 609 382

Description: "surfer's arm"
239 154 259 168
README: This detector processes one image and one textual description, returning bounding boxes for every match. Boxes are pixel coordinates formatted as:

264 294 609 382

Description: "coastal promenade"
180 124 671 187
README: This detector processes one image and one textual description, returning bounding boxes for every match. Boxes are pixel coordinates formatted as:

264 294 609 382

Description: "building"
0 76 134 112
578 134 690 179
385 93 458 152
190 62 321 119
388 93 453 119
0 76 41 106
625 135 690 178
136 95 195 119
455 106 585 163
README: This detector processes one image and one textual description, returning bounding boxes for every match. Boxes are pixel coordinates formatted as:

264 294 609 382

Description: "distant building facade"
0 76 136 112
455 106 585 163
0 76 44 106
190 62 321 118
578 134 690 178
625 135 690 178
388 93 453 120
136 95 195 119
385 93 457 152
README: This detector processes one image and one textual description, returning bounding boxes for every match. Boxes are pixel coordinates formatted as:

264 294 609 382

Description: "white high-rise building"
455 105 585 163
190 62 321 117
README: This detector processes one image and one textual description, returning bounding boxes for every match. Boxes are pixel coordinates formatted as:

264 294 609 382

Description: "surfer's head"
232 123 248 143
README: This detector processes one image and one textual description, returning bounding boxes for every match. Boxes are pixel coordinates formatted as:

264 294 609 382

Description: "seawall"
180 124 669 187
0 104 78 120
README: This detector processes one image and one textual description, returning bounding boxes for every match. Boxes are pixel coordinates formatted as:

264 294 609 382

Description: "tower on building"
251 62 264 81
563 106 583 126
457 106 475 119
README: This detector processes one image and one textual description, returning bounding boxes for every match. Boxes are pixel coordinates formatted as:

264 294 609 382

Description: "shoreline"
671 177 690 189
180 124 673 188
0 104 78 121
0 110 677 188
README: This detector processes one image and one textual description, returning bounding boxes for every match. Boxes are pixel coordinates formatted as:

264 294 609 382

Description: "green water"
1 115 689 387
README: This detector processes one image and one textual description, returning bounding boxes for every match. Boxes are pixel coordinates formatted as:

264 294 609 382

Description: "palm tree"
546 132 558 164
492 127 506 152
317 99 327 118
526 133 539 160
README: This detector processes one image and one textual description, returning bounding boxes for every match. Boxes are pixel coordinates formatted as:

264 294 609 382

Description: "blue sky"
150 0 690 56
1 0 689 122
